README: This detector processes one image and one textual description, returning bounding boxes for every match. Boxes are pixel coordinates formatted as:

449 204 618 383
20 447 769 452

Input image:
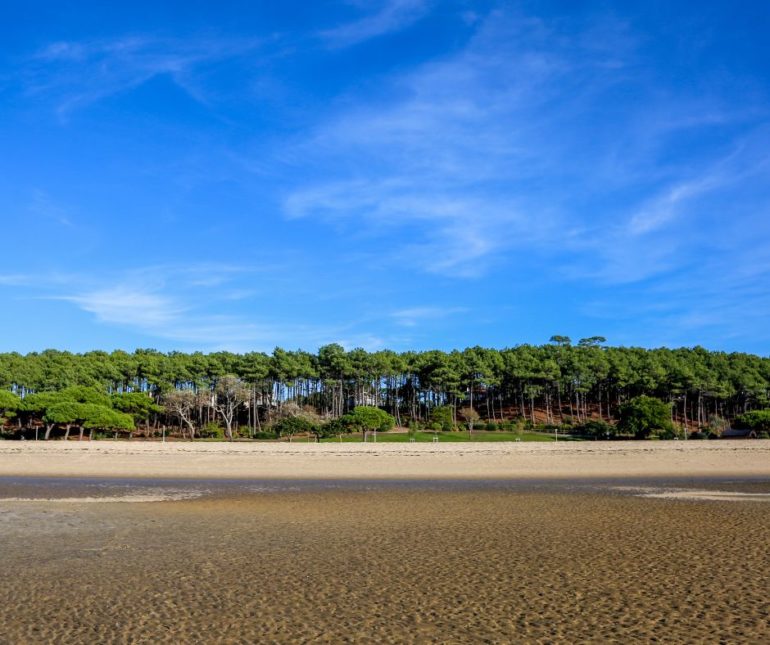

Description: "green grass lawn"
319 431 574 443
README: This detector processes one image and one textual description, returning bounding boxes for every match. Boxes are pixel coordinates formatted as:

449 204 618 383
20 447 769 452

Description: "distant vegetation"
1 337 769 440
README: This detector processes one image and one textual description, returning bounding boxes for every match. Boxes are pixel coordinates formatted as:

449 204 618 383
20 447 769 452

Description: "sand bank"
0 440 768 480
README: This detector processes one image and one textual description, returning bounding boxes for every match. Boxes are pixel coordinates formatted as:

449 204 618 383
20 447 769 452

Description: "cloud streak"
283 6 770 293
321 0 432 47
60 287 184 328
283 9 640 277
390 306 468 327
22 35 263 117
2 264 393 352
28 190 74 227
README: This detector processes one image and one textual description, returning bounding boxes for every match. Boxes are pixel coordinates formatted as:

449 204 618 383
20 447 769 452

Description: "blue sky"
1 1 769 354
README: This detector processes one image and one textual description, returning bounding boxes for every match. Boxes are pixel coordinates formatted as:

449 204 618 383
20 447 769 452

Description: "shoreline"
1 441 768 480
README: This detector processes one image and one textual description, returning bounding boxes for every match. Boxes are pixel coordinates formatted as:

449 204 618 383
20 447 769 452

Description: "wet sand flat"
1 440 770 480
1 479 769 643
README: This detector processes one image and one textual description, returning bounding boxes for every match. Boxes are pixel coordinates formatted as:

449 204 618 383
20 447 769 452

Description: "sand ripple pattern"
1 485 768 643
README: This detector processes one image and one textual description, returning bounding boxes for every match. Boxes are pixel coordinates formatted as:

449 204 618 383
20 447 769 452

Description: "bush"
705 414 728 438
618 396 674 439
319 417 353 439
272 416 315 439
430 406 455 432
200 422 224 439
734 410 770 433
460 407 480 430
576 419 615 439
343 406 396 434
758 431 770 440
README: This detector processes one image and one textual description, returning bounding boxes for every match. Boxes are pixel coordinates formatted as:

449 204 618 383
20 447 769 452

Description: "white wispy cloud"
63 284 390 352
1 264 395 351
285 11 591 276
625 138 766 237
286 180 544 276
566 130 770 285
28 190 73 227
0 274 35 287
283 7 770 288
23 35 263 117
321 0 432 47
581 246 770 348
627 178 717 236
390 306 468 327
60 287 184 328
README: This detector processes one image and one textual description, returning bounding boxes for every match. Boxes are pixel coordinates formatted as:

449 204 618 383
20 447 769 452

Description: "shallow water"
2 473 769 498
1 476 769 643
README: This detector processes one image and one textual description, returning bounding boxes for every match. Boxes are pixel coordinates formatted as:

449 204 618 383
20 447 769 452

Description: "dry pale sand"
1 481 769 643
1 440 769 480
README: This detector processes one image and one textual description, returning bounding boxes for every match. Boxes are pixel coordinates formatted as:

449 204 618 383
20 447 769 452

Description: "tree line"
0 337 769 440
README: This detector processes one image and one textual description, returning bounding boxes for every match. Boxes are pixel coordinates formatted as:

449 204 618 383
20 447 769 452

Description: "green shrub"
657 426 679 440
272 416 314 439
430 406 455 432
618 396 674 439
735 410 770 433
200 422 224 439
343 406 396 433
321 417 353 438
576 419 615 439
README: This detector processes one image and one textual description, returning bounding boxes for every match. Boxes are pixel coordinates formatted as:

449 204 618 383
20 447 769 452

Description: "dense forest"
1 337 769 440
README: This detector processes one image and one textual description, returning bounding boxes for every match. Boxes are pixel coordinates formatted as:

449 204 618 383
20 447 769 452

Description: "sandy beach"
2 442 769 642
0 440 769 480
0 477 768 643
